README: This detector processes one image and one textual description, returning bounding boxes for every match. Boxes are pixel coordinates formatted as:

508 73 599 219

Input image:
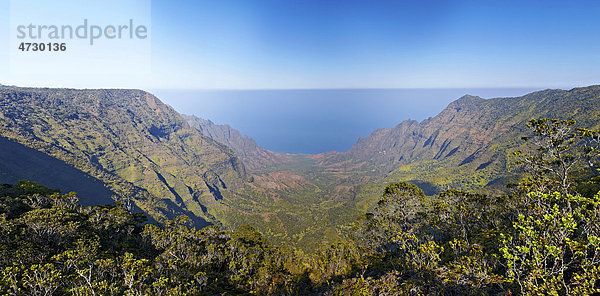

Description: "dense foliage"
1 118 599 295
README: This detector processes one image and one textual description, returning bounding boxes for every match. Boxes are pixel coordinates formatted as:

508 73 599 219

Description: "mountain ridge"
328 86 600 191
0 87 248 227
184 114 284 171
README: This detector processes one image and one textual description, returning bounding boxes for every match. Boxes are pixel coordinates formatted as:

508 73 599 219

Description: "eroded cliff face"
0 87 247 226
342 95 499 169
184 115 283 171
326 87 600 191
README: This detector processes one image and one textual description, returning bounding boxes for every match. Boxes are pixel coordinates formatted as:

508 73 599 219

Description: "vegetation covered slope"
0 87 247 227
1 117 599 294
323 86 600 193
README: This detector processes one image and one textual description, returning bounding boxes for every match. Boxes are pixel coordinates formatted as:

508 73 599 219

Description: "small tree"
514 118 600 196
501 119 600 294
361 182 425 249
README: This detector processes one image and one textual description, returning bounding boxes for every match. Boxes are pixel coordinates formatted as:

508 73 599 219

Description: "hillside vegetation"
1 117 599 294
0 87 246 227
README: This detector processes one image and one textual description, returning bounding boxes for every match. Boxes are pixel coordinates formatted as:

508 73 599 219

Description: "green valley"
1 85 600 252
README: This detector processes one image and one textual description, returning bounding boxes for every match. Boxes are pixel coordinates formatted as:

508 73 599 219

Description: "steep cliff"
0 87 247 226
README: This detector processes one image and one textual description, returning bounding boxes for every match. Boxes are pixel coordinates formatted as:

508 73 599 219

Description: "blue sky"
1 0 599 89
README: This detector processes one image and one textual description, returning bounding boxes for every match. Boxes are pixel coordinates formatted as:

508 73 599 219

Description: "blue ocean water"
152 88 539 154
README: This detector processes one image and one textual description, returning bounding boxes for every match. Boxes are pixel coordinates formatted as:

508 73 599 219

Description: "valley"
1 85 600 251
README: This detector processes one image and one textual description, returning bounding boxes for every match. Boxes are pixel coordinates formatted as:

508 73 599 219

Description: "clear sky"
1 0 599 89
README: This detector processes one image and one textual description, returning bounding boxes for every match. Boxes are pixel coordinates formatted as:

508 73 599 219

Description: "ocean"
152 88 539 154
